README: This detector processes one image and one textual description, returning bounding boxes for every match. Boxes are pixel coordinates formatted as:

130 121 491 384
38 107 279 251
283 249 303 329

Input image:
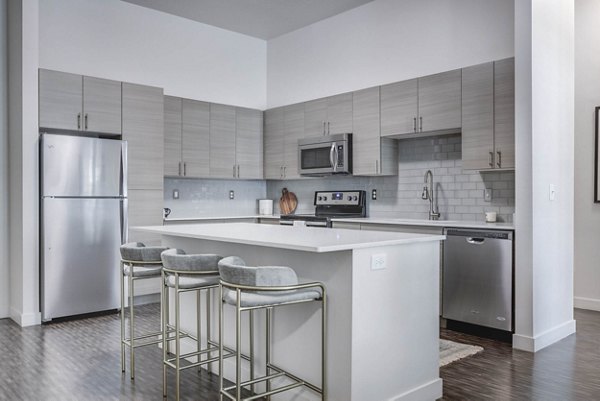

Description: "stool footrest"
221 371 305 401
267 363 322 394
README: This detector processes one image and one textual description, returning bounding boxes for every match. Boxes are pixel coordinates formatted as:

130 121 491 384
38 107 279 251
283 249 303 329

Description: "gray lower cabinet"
304 93 352 137
122 83 164 190
352 87 397 176
39 69 122 135
183 99 210 177
264 108 285 179
380 70 461 137
462 58 515 170
127 189 163 246
235 107 263 179
210 104 237 178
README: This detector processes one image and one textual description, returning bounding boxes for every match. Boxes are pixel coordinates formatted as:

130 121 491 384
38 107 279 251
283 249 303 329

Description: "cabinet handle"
233 165 236 178
413 117 417 132
496 151 501 168
323 121 326 135
376 159 379 174
237 165 240 178
84 113 88 130
178 162 182 176
283 166 287 178
183 162 186 176
489 151 494 167
327 122 330 135
419 116 423 132
77 113 81 129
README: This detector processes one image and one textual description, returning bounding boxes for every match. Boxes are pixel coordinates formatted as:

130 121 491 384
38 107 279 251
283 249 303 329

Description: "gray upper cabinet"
418 69 462 134
380 70 461 137
235 107 263 179
39 69 122 135
462 58 514 171
122 83 164 190
182 99 210 177
304 94 352 137
209 104 237 178
352 87 397 176
283 103 305 179
380 79 418 137
163 96 183 177
264 108 285 179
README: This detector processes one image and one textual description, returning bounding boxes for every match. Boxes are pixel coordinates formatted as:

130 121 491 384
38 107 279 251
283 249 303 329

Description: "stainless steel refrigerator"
40 133 127 321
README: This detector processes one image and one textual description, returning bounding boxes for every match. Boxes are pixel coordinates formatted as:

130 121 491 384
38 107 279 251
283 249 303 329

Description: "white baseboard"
10 307 42 327
390 378 443 401
574 296 600 311
513 319 576 352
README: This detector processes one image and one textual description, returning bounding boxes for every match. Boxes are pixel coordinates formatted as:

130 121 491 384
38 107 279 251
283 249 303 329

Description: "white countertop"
132 222 445 253
164 215 280 222
332 217 514 230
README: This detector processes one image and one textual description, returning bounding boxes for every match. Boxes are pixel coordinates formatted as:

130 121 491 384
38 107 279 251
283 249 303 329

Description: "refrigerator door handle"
121 141 128 197
121 198 128 244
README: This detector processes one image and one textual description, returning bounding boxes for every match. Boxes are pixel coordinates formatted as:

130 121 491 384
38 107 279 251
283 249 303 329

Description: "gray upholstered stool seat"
217 256 326 401
160 248 223 401
119 242 169 380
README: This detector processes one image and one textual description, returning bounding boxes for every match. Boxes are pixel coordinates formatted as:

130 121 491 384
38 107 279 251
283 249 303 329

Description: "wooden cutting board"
279 188 298 215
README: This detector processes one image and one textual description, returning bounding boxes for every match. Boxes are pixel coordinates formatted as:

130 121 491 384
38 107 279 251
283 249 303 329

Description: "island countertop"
132 222 445 253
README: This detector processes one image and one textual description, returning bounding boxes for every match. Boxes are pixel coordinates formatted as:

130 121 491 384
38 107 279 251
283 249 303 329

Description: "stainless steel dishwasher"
442 228 513 331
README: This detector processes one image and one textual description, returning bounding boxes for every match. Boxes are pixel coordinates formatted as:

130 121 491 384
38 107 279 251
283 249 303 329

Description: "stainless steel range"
280 190 366 228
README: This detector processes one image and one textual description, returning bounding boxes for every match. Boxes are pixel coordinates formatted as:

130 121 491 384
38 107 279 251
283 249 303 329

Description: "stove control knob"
323 196 328 201
353 196 358 201
347 196 352 201
318 196 323 201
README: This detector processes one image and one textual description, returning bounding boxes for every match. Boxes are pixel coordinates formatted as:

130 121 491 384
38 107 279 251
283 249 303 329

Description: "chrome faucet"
422 170 440 220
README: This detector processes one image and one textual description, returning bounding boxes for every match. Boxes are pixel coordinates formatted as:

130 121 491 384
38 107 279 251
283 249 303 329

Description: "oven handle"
330 142 337 172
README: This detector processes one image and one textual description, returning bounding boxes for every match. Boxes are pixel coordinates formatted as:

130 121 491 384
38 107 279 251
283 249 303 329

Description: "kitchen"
0 0 592 400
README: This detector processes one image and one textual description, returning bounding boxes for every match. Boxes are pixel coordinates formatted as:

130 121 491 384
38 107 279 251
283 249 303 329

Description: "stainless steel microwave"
298 133 352 176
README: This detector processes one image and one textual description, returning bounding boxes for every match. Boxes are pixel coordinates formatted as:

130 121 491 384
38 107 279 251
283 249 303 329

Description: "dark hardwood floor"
1 305 599 400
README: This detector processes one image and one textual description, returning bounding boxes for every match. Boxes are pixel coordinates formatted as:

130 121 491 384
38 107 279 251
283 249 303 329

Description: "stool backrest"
120 242 168 262
161 248 222 272
218 256 298 287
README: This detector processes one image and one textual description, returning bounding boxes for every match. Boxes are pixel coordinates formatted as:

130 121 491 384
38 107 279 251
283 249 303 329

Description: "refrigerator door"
41 197 125 320
41 133 127 197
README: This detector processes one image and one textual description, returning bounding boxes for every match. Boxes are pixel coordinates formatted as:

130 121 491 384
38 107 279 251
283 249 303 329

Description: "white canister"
485 211 497 223
258 199 274 215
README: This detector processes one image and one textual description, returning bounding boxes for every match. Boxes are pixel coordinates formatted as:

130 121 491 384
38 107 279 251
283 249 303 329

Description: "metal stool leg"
162 271 168 399
266 307 272 401
249 309 254 394
120 262 125 373
129 273 135 380
322 291 327 401
207 288 212 374
197 289 202 372
236 288 242 401
175 274 181 401
219 284 224 401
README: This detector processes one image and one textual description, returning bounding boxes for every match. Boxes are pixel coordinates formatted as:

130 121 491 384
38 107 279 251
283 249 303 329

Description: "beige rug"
439 339 483 367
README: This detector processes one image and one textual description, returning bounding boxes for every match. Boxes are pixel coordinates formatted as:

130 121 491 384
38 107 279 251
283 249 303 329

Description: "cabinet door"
283 103 305 179
163 96 182 177
82 76 122 135
236 107 263 179
327 93 353 134
304 98 328 137
39 69 82 131
461 62 494 170
209 104 236 178
418 69 462 133
352 87 381 175
127 189 163 246
183 99 210 177
264 108 285 179
380 79 418 137
494 58 515 169
122 83 164 190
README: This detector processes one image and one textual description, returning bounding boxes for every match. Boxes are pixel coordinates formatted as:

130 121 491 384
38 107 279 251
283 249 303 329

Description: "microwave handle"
329 143 336 171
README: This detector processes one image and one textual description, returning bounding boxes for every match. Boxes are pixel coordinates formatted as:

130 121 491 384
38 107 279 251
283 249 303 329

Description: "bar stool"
119 242 168 380
218 256 327 401
161 249 226 401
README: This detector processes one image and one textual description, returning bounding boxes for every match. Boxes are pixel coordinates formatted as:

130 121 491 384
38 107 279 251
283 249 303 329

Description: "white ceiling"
121 0 375 40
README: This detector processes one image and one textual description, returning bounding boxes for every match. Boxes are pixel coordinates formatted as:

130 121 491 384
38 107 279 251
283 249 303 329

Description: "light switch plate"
484 189 492 202
549 184 556 201
371 253 386 270
173 189 179 199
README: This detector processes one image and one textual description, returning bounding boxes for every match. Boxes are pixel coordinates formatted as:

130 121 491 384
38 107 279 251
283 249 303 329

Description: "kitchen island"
133 223 445 401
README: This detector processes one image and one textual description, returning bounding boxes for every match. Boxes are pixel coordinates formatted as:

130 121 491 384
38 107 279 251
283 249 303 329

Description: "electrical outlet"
371 189 377 201
371 253 387 270
172 189 179 199
483 189 492 202
229 190 235 200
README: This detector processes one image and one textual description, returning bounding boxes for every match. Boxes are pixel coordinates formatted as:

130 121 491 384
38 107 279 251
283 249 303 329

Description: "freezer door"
41 133 126 197
41 198 125 320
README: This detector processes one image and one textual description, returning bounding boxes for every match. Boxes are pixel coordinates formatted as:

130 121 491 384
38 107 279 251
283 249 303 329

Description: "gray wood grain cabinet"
183 99 211 177
122 83 164 190
39 69 121 135
283 103 305 179
264 107 285 179
209 104 237 178
304 93 352 137
235 107 263 179
352 87 397 176
380 70 461 137
127 189 163 246
164 96 183 176
462 58 514 170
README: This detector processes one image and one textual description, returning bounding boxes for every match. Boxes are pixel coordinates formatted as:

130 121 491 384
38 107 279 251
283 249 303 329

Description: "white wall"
574 0 600 311
513 0 575 352
39 0 267 109
8 0 40 326
0 0 8 319
267 0 514 108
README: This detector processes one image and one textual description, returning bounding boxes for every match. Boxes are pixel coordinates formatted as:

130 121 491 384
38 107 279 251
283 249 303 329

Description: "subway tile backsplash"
163 134 515 222
266 134 515 222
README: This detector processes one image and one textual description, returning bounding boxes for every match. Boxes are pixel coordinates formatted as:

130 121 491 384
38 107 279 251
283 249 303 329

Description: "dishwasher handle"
466 237 485 245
